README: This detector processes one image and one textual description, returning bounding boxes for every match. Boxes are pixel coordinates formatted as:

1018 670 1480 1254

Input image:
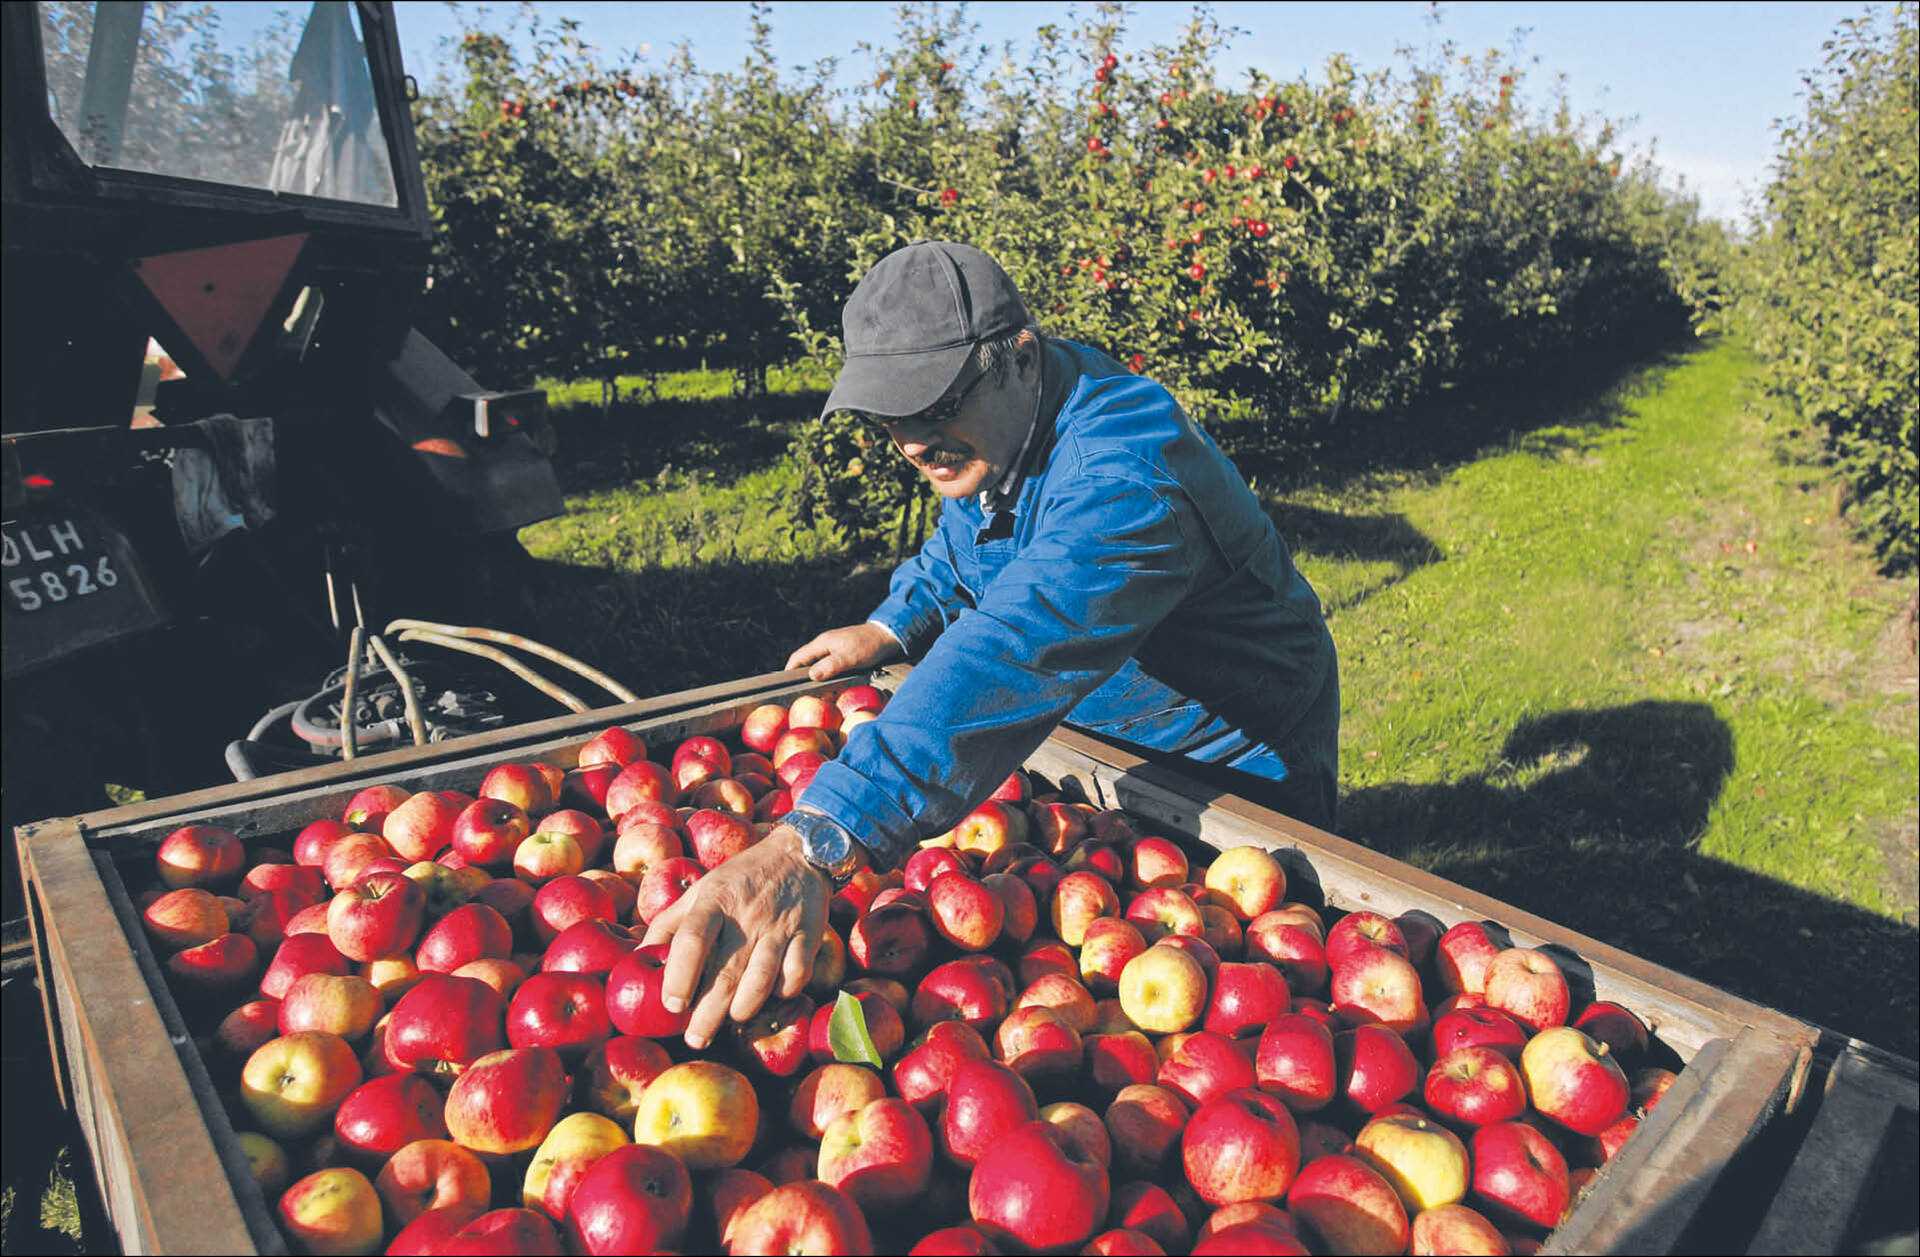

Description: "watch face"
798 814 850 869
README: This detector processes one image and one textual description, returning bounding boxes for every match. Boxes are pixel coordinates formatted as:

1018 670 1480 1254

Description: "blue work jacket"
800 339 1339 870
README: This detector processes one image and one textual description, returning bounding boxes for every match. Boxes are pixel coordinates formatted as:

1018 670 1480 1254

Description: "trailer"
13 666 1916 1254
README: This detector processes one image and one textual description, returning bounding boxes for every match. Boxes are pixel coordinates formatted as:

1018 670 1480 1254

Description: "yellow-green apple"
383 791 469 863
321 833 394 892
342 784 410 831
577 725 647 769
1195 1202 1295 1245
326 871 425 963
740 703 789 753
242 1031 363 1138
385 974 505 1076
259 931 350 999
1520 1026 1629 1135
564 1143 691 1254
1124 887 1206 944
332 1072 448 1164
1484 950 1570 1033
1205 962 1291 1039
451 956 525 1000
295 819 355 869
1426 1046 1528 1128
1437 923 1506 996
807 989 905 1063
633 1060 758 1168
1257 1012 1338 1112
533 808 606 866
529 875 614 944
218 999 283 1060
156 824 245 890
940 1059 1039 1167
1246 913 1329 997
1020 939 1080 987
1118 944 1207 1034
1356 1113 1470 1212
732 994 815 1077
479 763 556 815
512 831 583 886
1157 1031 1258 1109
577 1035 671 1122
969 1118 1110 1252
819 1096 935 1211
685 808 755 870
1289 1153 1411 1255
564 763 622 812
1432 1005 1529 1061
605 942 691 1039
1103 1083 1188 1178
236 1131 291 1195
1631 1066 1678 1115
1203 847 1286 921
1110 1181 1191 1253
143 887 229 950
1331 946 1428 1035
1326 912 1410 969
415 902 514 973
506 972 611 1060
167 931 259 995
1087 1030 1159 1094
894 1020 992 1111
1199 904 1245 958
850 902 932 976
807 925 848 997
1183 1089 1301 1205
604 760 676 820
1124 837 1189 892
1573 1001 1650 1058
689 778 756 817
927 872 1006 951
1080 918 1149 994
634 857 704 927
1027 801 1089 857
1469 1121 1570 1230
279 973 383 1041
443 1047 568 1156
1015 973 1099 1034
727 1180 872 1257
521 1110 628 1222
1051 871 1120 947
277 1167 382 1256
1410 1202 1510 1255
995 1005 1083 1082
791 1061 888 1141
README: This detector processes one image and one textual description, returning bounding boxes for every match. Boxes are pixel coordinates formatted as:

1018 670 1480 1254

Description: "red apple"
333 1072 448 1164
686 808 756 869
506 971 611 1060
530 875 616 944
995 1005 1083 1082
259 931 351 1000
1426 1046 1529 1128
850 902 933 977
294 819 355 869
1125 836 1190 891
605 942 691 1039
894 1020 992 1111
635 857 705 926
1183 1089 1300 1205
1410 1202 1509 1255
1337 1024 1422 1115
443 1046 569 1155
1330 945 1428 1036
416 902 515 973
807 989 905 1063
1124 886 1206 944
385 974 506 1076
279 972 383 1041
478 763 556 815
1205 962 1291 1039
740 703 789 753
142 887 229 951
277 1167 382 1255
726 1180 872 1256
941 1059 1039 1167
375 1137 490 1228
1470 1121 1570 1231
1110 1181 1190 1253
167 931 259 994
1289 1154 1410 1255
156 824 245 890
1432 1005 1530 1062
1104 1083 1188 1178
1436 922 1505 996
968 1119 1109 1252
575 1034 672 1123
1484 949 1570 1033
565 1143 692 1255
577 725 647 769
1519 1026 1630 1135
342 784 410 830
818 1096 934 1211
1573 1000 1650 1058
604 760 676 820
927 872 1006 951
1257 1012 1338 1112
384 791 470 863
1080 918 1150 994
543 918 639 978
217 998 283 1060
321 832 396 893
1157 1030 1257 1109
1632 1066 1679 1115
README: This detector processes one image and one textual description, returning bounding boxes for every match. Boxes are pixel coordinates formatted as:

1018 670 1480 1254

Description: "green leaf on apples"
828 991 883 1068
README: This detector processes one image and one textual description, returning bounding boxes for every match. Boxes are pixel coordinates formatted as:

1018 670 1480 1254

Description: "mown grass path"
523 337 1918 1052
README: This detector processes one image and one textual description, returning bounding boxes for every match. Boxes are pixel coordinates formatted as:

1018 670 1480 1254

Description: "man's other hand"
785 622 902 681
639 825 828 1050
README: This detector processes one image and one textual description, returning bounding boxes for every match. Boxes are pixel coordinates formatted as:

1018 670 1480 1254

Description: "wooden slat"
21 821 264 1254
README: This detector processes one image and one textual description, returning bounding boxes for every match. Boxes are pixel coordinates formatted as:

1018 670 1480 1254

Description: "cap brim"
821 343 975 420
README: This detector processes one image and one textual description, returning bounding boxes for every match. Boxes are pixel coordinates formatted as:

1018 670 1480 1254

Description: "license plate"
1 504 168 676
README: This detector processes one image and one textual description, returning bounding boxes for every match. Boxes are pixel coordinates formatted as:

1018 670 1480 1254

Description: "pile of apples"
136 682 1676 1256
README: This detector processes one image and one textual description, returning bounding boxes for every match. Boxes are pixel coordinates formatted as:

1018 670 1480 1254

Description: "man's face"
881 350 1036 499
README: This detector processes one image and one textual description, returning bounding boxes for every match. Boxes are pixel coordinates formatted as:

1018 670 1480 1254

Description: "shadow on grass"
1268 502 1445 614
1341 699 1919 1057
544 387 829 495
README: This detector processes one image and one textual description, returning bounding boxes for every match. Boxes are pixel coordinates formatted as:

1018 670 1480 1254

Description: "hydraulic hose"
393 628 590 713
383 619 637 703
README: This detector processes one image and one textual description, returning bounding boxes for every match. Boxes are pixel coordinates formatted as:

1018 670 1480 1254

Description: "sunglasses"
865 368 990 432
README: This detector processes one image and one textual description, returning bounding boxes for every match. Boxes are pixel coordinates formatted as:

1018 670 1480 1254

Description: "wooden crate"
16 665 1821 1255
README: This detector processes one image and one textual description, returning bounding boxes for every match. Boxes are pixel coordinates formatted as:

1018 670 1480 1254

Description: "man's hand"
785 622 902 682
640 824 828 1050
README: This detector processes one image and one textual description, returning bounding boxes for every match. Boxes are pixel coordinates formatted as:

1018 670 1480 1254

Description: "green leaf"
827 991 883 1068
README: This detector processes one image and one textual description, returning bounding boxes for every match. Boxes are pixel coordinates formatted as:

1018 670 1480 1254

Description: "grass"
519 337 1917 1051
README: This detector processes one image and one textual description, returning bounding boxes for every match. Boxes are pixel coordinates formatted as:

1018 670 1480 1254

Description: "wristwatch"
784 809 865 888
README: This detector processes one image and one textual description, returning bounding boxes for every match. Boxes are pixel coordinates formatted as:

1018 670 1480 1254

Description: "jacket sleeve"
799 464 1195 869
864 500 974 659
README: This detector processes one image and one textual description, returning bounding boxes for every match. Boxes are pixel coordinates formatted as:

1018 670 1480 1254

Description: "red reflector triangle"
134 234 309 380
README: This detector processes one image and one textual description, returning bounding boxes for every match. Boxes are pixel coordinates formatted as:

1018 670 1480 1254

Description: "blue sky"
383 1 1867 224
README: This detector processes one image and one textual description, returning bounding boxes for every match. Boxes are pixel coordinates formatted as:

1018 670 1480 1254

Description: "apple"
850 902 933 976
995 1005 1083 1082
894 1020 992 1111
241 1031 364 1137
686 808 756 869
142 887 229 950
295 819 355 868
773 730 835 771
564 763 622 811
375 1137 490 1228
517 1110 628 1224
1015 972 1099 1034
260 932 351 1000
604 942 691 1039
925 872 1006 951
633 1060 759 1169
1198 905 1244 958
968 1118 1108 1252
1110 1181 1190 1253
578 725 647 769
384 791 471 863
605 760 676 820
1288 1153 1411 1256
476 763 555 816
1124 887 1206 944
1331 945 1428 1035
506 972 611 1060
989 770 1031 804
1435 923 1504 995
321 871 423 964
727 1180 873 1256
1042 1100 1112 1173
321 833 396 893
1023 800 1087 858
1191 1223 1311 1255
1337 1024 1422 1115
529 875 615 944
1205 962 1291 1039
1079 918 1149 994
398 1207 559 1255
1182 1089 1300 1207
332 1071 448 1165
1424 1044 1529 1128
808 925 849 997
1195 1202 1295 1245
806 989 905 1063
612 822 685 882
735 994 816 1077
156 824 245 890
1326 912 1410 969
1125 836 1189 891
277 1166 382 1256
1103 1082 1188 1178
1018 939 1079 987
385 974 506 1076
1632 1066 1679 1115
1484 950 1570 1033
1469 1121 1570 1231
473 877 535 927
1157 1031 1257 1109
689 778 757 816
871 886 927 914
1117 945 1207 1034
949 801 1028 860
635 857 705 927
1520 1026 1630 1135
1433 1005 1530 1062
1410 1202 1509 1255
279 973 383 1041
1257 1012 1337 1112
740 703 790 753
512 831 584 886
705 1167 775 1250
558 1142 691 1254
543 919 639 977
1356 1112 1470 1213
167 931 260 994
1085 1029 1158 1094
1066 839 1126 883
571 1035 670 1124
1203 847 1286 920
939 1059 1039 1167
217 998 283 1060
236 1131 291 1196
416 902 515 972
532 808 607 865
906 846 967 891
442 1046 568 1156
451 957 525 1000
818 1096 935 1212
1574 1000 1650 1058
342 784 411 830
241 862 326 905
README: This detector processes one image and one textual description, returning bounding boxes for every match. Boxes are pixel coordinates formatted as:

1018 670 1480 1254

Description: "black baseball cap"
822 241 1031 420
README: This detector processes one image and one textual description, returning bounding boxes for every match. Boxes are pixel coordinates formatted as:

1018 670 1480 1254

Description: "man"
644 241 1339 1049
